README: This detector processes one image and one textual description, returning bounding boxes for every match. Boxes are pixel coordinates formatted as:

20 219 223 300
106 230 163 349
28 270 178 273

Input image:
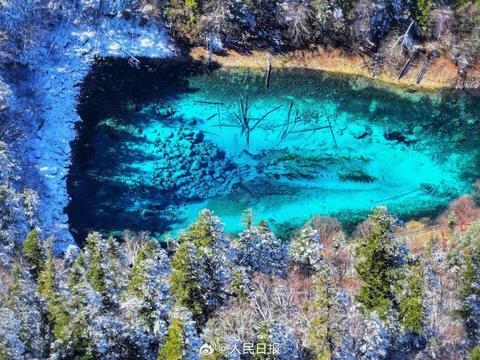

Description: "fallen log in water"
372 188 423 204
206 113 217 121
279 102 294 142
371 183 436 204
194 100 224 106
290 125 331 133
320 102 338 148
265 55 272 88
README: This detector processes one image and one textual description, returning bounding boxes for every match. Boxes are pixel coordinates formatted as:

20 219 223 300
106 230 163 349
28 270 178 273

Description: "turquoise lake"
68 58 480 241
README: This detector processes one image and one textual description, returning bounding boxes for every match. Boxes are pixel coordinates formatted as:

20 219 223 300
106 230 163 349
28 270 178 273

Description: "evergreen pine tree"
355 207 406 320
0 343 8 360
37 241 56 301
258 219 270 234
253 320 298 359
62 282 98 358
37 241 69 342
68 252 86 288
253 321 275 360
159 317 185 360
178 209 225 249
172 210 231 325
396 262 426 336
235 218 288 277
127 247 148 297
412 0 433 29
471 346 480 360
105 235 125 289
158 308 201 360
228 266 252 299
63 244 81 268
289 226 323 275
84 232 109 303
22 229 44 279
55 244 125 359
164 0 201 44
124 240 171 336
241 208 255 230
170 241 206 324
308 264 347 359
356 313 390 359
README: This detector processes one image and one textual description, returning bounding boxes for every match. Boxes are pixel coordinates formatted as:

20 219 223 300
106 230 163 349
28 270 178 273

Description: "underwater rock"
182 130 195 138
173 170 187 179
151 129 240 200
384 131 417 145
191 159 201 170
193 132 204 143
153 103 176 118
349 123 372 139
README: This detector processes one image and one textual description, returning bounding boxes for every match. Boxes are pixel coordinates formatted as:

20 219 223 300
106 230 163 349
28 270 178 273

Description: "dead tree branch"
391 20 415 56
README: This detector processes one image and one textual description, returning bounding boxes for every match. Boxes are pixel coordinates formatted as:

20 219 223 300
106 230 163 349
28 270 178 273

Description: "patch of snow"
11 9 175 252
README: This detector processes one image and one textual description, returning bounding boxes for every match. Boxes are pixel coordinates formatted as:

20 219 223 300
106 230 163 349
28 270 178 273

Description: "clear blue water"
68 58 480 242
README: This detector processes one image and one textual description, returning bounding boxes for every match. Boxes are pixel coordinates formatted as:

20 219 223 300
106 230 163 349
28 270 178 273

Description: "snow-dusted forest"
3 204 480 359
2 0 480 359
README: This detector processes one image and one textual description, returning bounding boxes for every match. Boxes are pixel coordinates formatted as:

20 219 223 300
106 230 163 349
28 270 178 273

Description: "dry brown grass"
190 46 460 89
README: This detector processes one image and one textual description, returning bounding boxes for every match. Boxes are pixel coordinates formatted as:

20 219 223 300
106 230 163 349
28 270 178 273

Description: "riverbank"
190 46 480 90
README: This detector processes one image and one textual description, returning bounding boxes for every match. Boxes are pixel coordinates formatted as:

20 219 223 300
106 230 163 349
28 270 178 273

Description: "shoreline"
190 47 480 91
6 13 174 251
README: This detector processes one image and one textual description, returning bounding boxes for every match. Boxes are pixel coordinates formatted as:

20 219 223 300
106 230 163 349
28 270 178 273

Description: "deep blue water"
68 58 480 242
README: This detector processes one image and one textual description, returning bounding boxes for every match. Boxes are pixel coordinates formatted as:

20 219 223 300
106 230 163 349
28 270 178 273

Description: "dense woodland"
162 0 480 67
2 0 480 75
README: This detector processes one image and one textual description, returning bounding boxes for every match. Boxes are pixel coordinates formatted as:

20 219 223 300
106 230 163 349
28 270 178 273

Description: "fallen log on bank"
398 54 415 80
416 50 439 85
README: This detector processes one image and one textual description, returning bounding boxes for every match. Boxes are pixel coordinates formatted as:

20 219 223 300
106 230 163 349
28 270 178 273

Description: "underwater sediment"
68 58 480 241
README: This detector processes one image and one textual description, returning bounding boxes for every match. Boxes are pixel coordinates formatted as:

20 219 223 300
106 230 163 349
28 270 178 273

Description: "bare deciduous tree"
390 20 415 56
122 230 150 265
279 1 315 47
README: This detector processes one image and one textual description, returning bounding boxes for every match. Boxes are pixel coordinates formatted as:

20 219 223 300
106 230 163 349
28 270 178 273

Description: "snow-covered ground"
7 1 174 251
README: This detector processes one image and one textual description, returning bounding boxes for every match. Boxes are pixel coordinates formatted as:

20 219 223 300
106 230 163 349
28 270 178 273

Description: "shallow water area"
68 58 480 241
